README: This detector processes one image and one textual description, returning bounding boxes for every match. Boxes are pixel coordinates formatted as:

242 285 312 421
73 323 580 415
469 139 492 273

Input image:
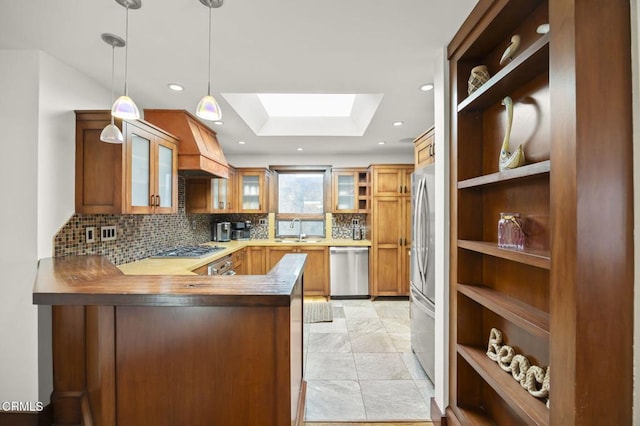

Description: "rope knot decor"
486 327 550 407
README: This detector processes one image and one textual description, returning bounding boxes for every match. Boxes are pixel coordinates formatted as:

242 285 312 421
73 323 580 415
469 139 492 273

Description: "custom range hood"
144 109 229 178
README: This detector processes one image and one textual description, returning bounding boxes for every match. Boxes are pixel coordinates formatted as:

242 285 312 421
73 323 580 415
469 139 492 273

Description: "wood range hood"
144 109 229 178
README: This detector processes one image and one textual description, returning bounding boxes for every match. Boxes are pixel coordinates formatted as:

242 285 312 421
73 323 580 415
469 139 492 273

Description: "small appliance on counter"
212 221 231 242
231 221 252 240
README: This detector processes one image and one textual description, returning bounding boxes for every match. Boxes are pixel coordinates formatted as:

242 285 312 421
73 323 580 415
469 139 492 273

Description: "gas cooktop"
150 245 225 259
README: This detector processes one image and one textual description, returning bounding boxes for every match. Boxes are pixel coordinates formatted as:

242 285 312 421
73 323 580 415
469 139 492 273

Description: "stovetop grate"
150 245 225 259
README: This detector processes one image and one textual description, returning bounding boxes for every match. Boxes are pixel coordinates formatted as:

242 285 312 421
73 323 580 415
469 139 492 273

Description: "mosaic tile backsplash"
332 213 368 239
54 177 366 265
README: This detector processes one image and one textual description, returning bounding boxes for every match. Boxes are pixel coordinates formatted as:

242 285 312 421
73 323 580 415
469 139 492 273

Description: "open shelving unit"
446 0 634 424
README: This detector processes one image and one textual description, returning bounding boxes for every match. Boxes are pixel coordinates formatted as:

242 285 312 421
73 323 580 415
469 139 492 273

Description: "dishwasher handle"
330 247 369 254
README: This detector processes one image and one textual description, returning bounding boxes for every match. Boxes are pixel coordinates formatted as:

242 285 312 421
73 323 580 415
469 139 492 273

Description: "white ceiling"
0 0 477 156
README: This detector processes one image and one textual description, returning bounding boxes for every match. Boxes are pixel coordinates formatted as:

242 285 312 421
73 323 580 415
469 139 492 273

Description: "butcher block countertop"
33 253 307 307
118 238 370 276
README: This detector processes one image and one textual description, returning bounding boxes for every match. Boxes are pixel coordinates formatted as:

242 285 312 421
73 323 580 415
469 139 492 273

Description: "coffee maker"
231 221 252 240
211 222 231 242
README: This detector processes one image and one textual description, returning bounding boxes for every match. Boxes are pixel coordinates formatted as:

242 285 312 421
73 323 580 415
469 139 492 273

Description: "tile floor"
304 298 434 422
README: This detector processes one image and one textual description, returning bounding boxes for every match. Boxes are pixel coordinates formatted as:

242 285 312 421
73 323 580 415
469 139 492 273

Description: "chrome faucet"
290 218 303 241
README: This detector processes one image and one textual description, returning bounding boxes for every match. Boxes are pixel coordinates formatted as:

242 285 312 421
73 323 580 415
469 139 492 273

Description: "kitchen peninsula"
33 253 307 426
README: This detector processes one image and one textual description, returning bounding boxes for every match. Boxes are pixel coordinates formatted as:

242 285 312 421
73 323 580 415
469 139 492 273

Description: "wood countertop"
117 238 371 276
33 253 307 307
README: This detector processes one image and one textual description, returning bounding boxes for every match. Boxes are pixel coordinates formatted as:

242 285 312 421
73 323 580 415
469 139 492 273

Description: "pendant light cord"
207 5 212 96
124 5 130 96
110 44 116 124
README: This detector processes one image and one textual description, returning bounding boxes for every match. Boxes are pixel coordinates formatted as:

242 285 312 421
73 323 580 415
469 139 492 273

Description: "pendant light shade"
112 0 141 120
100 33 125 143
196 0 223 121
196 95 222 121
111 95 140 120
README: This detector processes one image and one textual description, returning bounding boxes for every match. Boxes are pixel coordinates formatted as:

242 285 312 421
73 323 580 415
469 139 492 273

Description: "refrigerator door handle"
414 177 426 282
422 177 431 285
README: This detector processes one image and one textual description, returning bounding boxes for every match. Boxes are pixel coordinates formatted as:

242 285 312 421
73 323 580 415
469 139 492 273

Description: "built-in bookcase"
447 0 633 424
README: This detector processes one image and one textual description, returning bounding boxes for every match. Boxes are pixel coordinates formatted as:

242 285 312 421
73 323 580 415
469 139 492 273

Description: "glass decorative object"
498 213 525 250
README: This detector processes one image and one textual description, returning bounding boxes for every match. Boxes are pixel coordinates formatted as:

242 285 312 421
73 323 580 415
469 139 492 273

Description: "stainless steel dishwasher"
329 247 369 297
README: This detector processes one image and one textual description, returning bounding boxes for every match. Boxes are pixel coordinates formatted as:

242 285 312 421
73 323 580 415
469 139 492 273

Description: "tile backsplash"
332 213 368 239
54 178 367 265
54 177 214 265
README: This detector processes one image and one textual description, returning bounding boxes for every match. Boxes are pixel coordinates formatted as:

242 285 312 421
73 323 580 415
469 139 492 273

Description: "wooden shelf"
457 344 549 426
458 284 549 338
458 33 549 112
458 240 550 269
458 161 550 189
448 406 494 426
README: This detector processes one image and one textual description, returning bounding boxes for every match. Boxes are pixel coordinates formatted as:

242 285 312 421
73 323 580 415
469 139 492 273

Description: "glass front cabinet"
74 111 178 215
125 122 178 214
237 168 270 213
331 168 370 213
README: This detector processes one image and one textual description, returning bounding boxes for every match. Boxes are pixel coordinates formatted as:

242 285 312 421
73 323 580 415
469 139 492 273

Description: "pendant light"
111 0 142 120
100 33 126 143
196 0 223 121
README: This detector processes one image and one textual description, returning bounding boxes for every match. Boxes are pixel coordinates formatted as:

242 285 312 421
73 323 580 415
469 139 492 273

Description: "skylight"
222 93 383 136
256 93 356 117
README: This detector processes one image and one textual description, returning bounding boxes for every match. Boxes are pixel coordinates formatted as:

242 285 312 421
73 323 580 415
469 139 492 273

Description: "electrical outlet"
101 226 117 242
259 218 267 226
85 227 96 243
352 219 360 226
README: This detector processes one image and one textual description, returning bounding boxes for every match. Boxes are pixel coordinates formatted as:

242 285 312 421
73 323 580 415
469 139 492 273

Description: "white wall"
632 0 639 423
0 50 41 404
433 47 450 413
0 49 110 404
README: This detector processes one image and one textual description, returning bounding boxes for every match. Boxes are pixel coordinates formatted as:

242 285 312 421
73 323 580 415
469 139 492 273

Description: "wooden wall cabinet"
371 165 412 197
75 111 178 214
237 168 270 213
267 246 329 296
369 164 413 296
446 0 633 424
414 126 435 169
331 168 370 213
185 167 236 213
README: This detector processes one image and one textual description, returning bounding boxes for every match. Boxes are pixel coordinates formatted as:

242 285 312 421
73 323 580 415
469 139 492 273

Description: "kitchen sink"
274 239 322 243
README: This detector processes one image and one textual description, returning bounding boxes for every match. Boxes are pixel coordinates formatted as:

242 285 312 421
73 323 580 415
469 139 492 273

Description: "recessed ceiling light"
213 121 224 125
378 141 386 145
392 121 404 127
168 83 184 92
420 83 434 92
238 140 246 145
297 147 304 151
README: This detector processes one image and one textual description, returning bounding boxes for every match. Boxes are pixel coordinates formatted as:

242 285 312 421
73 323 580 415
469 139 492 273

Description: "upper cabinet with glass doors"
331 168 370 213
75 111 178 214
236 168 270 213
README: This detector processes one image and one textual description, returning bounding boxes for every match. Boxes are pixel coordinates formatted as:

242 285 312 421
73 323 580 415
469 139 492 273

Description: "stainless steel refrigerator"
410 163 435 381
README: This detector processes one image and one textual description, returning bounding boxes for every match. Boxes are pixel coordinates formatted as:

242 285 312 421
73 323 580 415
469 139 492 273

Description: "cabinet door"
154 138 177 214
372 167 412 196
247 246 267 275
332 172 357 212
126 125 155 214
238 171 266 213
267 246 328 296
400 196 412 295
185 178 212 213
298 247 329 296
371 197 403 295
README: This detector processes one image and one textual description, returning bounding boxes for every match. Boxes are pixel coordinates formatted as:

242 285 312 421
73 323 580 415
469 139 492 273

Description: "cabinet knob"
156 195 161 207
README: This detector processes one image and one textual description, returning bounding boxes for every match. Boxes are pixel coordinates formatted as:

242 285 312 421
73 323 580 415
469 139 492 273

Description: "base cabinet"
247 246 267 275
267 246 329 296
